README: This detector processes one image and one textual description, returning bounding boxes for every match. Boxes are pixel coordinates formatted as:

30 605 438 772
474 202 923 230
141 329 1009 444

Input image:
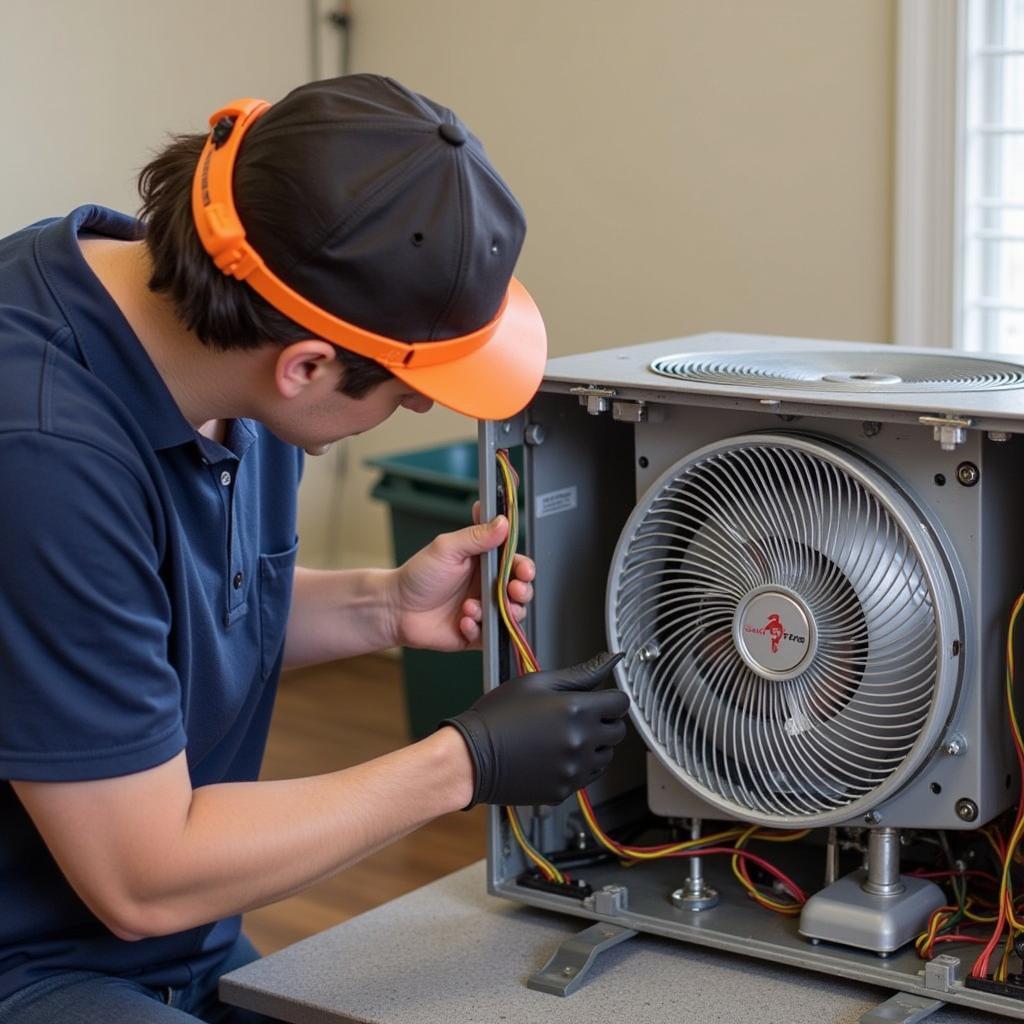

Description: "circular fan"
606 434 963 828
649 349 1024 392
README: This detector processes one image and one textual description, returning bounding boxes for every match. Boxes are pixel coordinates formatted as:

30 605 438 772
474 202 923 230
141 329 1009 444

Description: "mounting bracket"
859 991 945 1024
526 922 638 996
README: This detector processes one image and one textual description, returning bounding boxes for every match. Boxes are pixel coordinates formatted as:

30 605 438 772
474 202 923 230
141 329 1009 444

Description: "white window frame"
892 0 965 349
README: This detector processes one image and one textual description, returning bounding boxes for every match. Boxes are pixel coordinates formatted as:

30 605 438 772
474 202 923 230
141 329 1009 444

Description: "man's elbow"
93 893 189 942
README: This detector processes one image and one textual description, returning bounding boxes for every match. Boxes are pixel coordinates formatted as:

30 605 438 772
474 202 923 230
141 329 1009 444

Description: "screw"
637 642 661 663
863 421 882 438
864 811 881 825
562 966 576 976
944 735 966 757
523 423 546 446
956 462 979 487
955 798 978 822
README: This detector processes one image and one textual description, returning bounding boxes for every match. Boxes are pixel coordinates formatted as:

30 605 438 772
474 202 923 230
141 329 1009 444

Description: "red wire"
972 597 1024 979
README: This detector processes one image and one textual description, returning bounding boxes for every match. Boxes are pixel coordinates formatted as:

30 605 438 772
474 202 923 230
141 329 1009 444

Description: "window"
959 0 1024 352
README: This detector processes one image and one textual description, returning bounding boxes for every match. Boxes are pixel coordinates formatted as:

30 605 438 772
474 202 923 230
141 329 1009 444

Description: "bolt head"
864 811 881 825
956 462 979 487
955 798 978 822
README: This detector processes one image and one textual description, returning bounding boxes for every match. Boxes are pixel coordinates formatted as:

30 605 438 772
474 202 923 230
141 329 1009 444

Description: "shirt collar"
35 206 253 456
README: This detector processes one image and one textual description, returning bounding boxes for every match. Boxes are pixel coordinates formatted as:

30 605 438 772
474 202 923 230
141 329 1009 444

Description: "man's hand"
390 511 535 651
442 652 630 806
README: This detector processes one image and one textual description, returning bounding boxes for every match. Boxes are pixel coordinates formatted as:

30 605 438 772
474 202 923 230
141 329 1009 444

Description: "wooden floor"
243 655 486 954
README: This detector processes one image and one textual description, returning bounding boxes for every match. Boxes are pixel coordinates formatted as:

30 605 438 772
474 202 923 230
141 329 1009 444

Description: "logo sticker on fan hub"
732 588 816 680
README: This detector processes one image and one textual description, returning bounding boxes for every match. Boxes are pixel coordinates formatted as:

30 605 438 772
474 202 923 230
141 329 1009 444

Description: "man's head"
138 74 545 438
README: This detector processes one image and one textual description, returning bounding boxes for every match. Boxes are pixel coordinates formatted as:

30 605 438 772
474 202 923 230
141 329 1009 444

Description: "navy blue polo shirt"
0 206 303 999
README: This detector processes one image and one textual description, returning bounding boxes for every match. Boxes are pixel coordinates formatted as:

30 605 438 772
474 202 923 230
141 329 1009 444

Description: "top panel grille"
649 350 1024 392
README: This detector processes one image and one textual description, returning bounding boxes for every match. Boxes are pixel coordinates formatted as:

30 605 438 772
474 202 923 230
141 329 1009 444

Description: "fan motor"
606 433 964 829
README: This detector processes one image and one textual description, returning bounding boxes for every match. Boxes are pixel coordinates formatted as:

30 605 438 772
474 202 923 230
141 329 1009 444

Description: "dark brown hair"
137 133 394 399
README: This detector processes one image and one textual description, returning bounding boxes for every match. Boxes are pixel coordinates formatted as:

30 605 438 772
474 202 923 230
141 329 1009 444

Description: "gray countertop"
220 861 993 1024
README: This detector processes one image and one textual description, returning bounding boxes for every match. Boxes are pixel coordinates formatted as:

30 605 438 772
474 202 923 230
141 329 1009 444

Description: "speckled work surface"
220 862 992 1024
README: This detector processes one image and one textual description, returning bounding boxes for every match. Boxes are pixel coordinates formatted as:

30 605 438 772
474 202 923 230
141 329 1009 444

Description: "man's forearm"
14 728 473 941
283 566 399 668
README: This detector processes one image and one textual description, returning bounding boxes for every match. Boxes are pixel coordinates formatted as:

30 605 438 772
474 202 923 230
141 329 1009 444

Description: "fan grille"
649 350 1024 392
607 435 961 827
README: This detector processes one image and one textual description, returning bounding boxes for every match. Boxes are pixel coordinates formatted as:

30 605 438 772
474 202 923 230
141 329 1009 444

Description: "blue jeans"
0 935 282 1024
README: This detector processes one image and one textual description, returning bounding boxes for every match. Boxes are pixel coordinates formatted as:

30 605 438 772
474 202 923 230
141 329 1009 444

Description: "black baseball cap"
209 73 547 419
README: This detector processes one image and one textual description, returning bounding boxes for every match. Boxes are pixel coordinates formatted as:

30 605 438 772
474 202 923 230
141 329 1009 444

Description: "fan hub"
732 587 816 679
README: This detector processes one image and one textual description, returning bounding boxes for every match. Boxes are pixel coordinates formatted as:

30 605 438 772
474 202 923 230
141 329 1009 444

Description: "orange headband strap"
191 98 506 369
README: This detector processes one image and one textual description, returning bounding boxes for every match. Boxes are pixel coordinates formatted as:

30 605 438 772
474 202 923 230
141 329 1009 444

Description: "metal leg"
859 992 946 1024
526 922 638 997
670 818 719 912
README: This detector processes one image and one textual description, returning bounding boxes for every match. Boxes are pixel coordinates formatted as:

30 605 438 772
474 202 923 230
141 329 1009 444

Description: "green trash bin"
367 440 485 739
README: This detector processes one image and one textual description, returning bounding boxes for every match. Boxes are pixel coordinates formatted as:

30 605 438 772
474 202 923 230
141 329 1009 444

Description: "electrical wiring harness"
964 593 1024 984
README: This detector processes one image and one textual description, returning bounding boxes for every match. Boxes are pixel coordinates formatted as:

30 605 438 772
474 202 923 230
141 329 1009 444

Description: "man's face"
264 367 435 456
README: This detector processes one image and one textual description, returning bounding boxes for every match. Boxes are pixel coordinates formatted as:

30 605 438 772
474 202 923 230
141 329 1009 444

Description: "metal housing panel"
481 336 1024 1016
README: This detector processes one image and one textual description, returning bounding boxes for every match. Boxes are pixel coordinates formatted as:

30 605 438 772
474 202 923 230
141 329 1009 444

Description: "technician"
0 74 629 1023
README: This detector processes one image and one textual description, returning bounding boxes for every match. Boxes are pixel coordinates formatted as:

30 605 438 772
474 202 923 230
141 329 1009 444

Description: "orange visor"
190 98 546 420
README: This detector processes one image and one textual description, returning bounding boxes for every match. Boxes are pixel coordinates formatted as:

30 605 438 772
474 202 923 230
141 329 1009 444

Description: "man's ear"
274 341 340 398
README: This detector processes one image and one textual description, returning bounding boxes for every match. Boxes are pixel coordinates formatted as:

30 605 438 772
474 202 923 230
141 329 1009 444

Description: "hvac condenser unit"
478 334 1024 1021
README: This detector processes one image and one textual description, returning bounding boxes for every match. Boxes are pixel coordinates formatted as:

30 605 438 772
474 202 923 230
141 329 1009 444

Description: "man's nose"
404 394 434 414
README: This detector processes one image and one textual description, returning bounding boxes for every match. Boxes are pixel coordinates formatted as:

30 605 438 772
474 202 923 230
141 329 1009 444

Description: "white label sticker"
535 486 578 519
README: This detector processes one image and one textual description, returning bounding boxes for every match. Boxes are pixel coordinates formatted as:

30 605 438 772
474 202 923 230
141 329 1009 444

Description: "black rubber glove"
442 652 630 807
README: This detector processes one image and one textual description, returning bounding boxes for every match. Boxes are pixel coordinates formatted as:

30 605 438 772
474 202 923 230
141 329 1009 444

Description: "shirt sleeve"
0 431 186 781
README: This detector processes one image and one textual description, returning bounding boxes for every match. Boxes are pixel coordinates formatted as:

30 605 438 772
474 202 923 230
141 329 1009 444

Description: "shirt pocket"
258 540 299 680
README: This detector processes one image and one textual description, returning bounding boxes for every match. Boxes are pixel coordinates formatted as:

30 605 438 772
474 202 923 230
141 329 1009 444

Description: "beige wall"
301 0 896 571
0 1 313 234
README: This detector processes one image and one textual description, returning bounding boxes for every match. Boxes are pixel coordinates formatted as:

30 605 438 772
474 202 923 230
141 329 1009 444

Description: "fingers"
507 579 533 605
437 516 509 561
599 717 628 747
552 652 625 692
591 689 630 722
462 597 527 623
459 615 481 646
472 500 481 526
510 554 535 583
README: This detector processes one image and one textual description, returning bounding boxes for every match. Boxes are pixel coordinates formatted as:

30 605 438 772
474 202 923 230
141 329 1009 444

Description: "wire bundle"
494 449 808 911
495 450 565 883
966 593 1024 982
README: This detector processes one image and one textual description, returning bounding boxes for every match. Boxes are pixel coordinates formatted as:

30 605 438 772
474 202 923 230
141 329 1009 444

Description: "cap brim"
389 277 547 420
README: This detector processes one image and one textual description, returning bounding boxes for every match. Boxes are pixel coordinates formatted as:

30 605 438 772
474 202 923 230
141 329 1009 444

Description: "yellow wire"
972 592 1024 978
495 451 564 884
729 824 804 915
506 805 564 883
